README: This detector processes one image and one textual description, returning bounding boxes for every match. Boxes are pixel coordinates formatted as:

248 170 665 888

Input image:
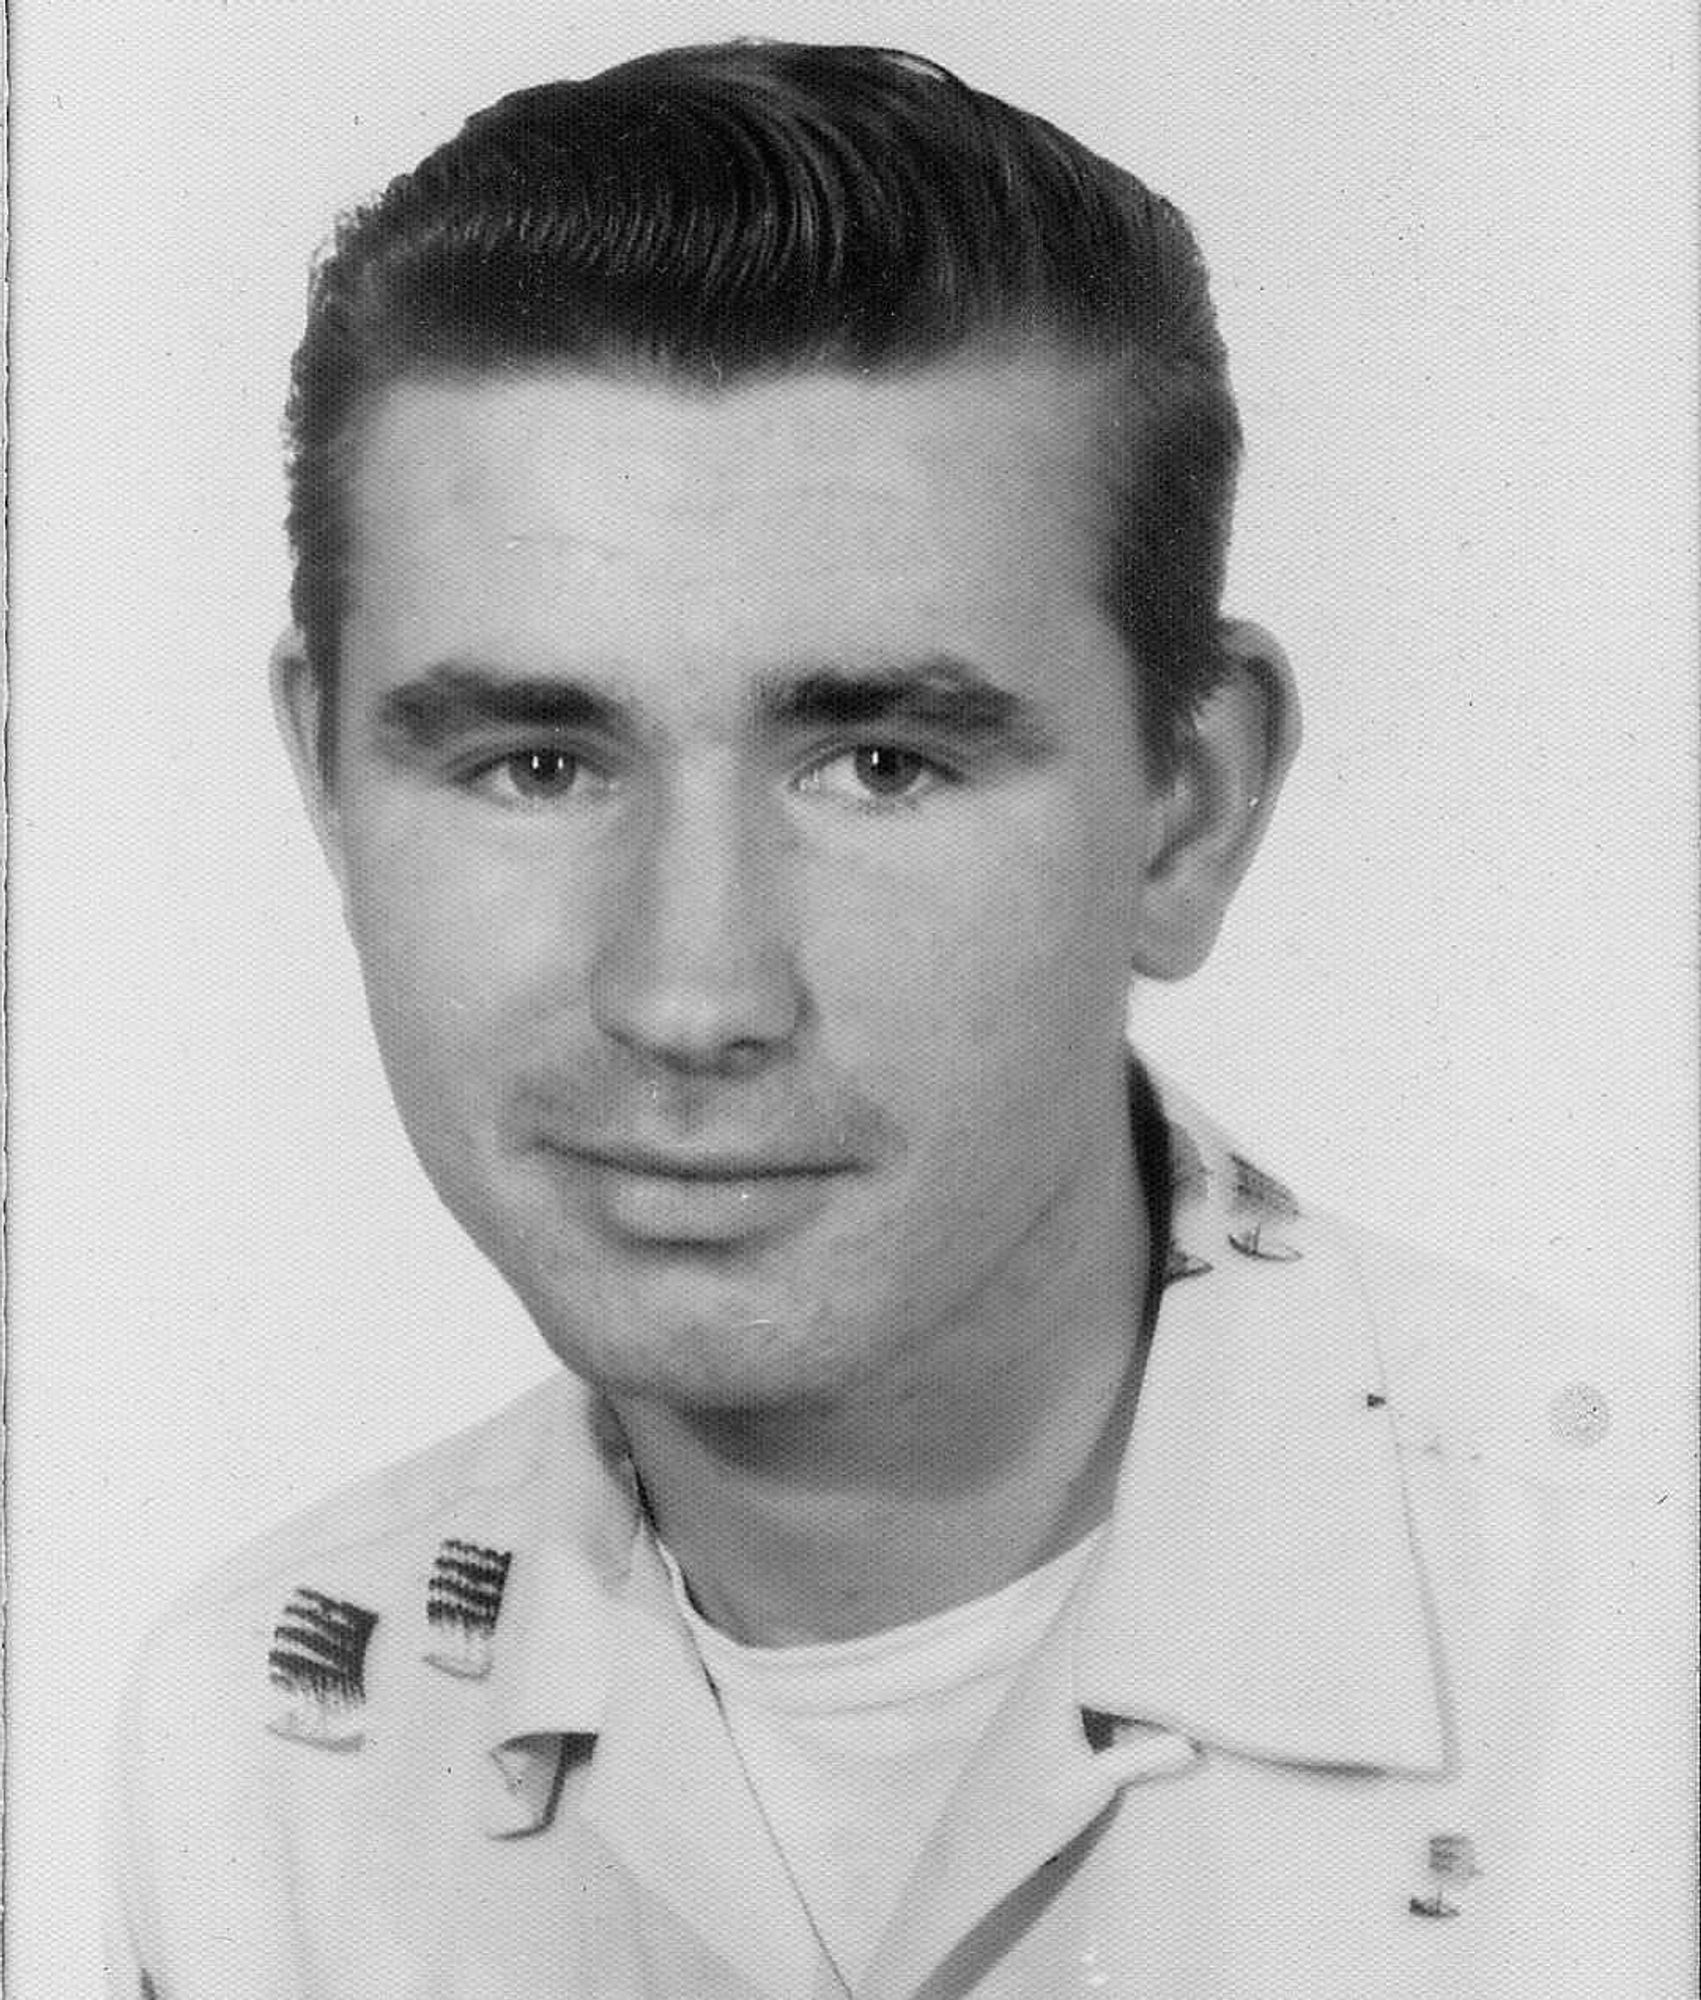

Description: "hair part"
286 41 1242 773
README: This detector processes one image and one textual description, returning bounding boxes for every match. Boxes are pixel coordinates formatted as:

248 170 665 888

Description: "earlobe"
269 629 348 891
1132 620 1301 981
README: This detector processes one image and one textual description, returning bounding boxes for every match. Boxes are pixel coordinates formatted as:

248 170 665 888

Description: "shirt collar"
1073 1083 1448 1773
480 1382 639 1749
482 1079 1448 1779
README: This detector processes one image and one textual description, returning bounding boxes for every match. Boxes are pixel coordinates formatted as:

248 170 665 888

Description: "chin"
532 1287 869 1417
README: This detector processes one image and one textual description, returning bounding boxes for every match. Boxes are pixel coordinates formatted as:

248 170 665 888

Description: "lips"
540 1139 855 1245
563 1145 849 1182
515 1070 899 1178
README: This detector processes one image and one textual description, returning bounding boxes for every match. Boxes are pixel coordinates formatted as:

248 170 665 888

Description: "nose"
589 764 805 1075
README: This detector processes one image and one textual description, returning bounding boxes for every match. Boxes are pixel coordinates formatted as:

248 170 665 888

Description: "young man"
106 43 1682 1997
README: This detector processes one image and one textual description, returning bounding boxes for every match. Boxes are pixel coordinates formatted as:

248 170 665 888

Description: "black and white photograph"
6 4 1696 1993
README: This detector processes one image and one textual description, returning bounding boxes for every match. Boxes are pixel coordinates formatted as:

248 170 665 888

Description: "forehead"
340 360 1120 696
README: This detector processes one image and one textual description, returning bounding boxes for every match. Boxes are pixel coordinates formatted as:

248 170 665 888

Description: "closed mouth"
562 1146 849 1182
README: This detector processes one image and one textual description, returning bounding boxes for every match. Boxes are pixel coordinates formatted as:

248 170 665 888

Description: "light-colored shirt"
105 1093 1692 1997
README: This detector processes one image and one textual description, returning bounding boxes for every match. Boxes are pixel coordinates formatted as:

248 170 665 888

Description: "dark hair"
286 41 1241 771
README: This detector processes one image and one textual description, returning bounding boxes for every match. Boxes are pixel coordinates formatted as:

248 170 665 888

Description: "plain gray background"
7 4 1696 1991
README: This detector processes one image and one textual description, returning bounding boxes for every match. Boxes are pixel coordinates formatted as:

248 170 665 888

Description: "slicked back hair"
286 41 1242 773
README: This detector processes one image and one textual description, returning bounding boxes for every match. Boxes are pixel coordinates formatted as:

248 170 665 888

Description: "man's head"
272 44 1298 1427
285 40 1242 777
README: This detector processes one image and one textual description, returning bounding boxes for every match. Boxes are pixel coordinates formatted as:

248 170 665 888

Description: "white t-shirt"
662 1532 1103 1990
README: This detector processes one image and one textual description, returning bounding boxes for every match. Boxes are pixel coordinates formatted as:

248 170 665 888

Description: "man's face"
293 362 1174 1415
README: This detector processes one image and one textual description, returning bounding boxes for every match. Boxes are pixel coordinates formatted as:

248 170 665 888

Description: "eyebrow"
751 660 1050 745
369 655 1056 755
370 667 631 751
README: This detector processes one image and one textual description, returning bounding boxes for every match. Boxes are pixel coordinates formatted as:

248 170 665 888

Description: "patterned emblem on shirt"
1226 1152 1303 1260
1410 1831 1482 1917
424 1538 513 1680
266 1588 378 1749
1228 1153 1300 1220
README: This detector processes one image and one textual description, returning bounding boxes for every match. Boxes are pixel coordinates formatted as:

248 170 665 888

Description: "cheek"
807 810 1140 1073
338 822 558 1094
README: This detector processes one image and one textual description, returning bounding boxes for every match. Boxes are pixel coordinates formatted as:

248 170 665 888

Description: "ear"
1132 619 1301 980
270 628 349 894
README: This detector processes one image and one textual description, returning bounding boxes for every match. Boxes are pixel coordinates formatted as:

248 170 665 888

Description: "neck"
612 1111 1157 1646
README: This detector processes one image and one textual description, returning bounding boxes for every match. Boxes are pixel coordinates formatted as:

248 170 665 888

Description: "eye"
466 747 591 806
798 744 949 809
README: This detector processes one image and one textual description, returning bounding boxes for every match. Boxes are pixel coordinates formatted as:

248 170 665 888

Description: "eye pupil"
854 745 917 794
513 749 574 793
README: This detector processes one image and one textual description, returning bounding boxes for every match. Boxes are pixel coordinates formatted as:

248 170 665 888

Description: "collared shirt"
105 1090 1691 1998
